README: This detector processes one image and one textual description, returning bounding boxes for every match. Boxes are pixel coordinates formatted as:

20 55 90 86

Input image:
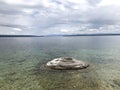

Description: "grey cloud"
86 6 120 29
0 2 22 15
0 23 27 29
87 0 102 5
0 0 120 35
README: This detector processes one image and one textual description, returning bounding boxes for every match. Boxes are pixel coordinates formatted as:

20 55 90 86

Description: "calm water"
0 36 120 90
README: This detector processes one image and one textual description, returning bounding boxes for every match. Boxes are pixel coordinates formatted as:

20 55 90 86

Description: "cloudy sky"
0 0 120 35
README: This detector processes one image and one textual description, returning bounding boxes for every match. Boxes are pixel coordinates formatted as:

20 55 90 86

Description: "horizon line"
1 33 120 37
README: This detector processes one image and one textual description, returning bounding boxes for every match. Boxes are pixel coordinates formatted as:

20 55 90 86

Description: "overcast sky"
0 0 120 35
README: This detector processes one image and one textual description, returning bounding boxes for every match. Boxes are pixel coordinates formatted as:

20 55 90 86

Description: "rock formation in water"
46 57 89 70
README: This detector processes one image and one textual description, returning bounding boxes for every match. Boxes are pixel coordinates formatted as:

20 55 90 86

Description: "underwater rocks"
46 57 89 70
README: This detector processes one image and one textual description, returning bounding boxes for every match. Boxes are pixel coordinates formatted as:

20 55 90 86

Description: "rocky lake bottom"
0 36 120 90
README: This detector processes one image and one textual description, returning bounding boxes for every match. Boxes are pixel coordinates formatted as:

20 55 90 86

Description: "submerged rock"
46 57 89 70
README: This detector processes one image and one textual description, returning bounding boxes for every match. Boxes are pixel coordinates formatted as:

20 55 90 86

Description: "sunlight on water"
0 36 120 90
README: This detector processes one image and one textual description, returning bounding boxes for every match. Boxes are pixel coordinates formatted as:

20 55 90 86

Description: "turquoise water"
0 36 120 90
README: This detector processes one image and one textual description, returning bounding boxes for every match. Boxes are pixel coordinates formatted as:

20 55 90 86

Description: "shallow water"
0 36 120 90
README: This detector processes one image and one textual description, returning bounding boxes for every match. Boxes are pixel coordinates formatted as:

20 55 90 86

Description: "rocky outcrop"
46 57 89 70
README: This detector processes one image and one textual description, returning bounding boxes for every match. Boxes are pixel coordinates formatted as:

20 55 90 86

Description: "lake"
0 36 120 90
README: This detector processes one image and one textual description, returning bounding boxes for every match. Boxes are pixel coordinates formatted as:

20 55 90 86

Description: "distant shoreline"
0 34 120 37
